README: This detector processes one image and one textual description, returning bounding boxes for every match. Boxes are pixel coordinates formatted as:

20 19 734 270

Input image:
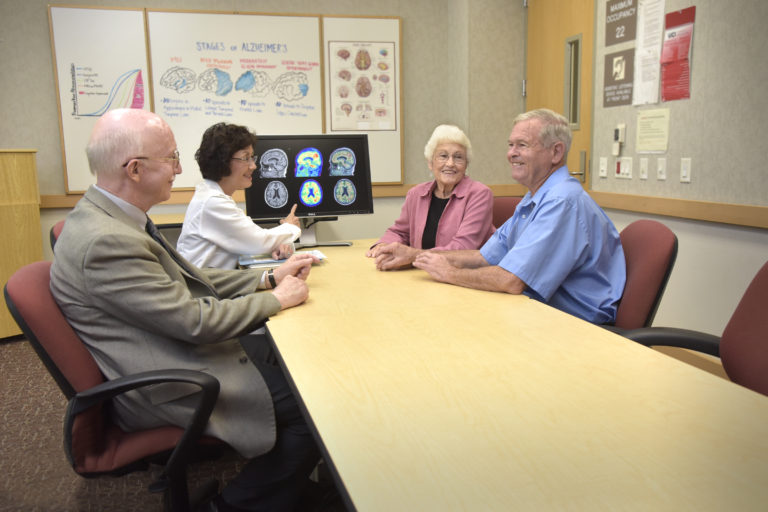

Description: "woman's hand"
280 204 300 227
368 242 421 271
271 243 295 260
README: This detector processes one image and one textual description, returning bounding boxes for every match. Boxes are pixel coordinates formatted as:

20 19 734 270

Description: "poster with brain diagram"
147 11 323 188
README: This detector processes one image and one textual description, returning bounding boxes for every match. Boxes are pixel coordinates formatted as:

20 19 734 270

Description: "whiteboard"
147 11 323 189
323 17 403 184
49 7 149 192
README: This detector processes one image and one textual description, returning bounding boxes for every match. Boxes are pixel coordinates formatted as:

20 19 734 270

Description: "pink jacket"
376 176 494 250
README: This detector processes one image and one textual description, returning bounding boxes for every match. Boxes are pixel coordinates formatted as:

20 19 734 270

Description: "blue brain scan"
333 179 356 206
329 147 356 176
295 148 322 177
299 180 323 207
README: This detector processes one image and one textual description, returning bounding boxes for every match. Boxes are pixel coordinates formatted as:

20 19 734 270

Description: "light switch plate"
657 158 667 180
680 157 692 183
639 158 648 180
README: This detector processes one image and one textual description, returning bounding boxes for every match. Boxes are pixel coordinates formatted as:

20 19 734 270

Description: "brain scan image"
264 181 289 209
329 148 356 176
295 148 323 177
299 180 323 207
259 149 289 178
333 179 356 206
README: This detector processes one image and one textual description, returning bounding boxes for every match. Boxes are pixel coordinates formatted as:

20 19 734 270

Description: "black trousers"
222 335 320 511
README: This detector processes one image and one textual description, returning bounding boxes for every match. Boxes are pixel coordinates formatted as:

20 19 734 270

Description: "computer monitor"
244 133 374 246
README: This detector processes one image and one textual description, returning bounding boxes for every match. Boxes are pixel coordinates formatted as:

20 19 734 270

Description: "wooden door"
525 0 595 185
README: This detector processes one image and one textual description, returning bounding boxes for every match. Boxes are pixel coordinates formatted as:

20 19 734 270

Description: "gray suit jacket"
50 187 283 458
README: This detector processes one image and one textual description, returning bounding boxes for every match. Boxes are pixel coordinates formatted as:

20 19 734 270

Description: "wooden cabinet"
1 150 43 338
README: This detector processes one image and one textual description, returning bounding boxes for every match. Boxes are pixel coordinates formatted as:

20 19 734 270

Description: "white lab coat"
177 180 301 269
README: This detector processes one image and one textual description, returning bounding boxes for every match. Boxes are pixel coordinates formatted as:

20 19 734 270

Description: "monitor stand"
297 217 352 248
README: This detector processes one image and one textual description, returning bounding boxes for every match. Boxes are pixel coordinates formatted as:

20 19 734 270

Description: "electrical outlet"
657 158 667 180
616 157 633 179
680 157 692 183
639 158 648 180
599 157 608 178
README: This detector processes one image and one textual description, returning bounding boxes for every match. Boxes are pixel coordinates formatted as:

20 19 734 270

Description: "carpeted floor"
0 337 246 512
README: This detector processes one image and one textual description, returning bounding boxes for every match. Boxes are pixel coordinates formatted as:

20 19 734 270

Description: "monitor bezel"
244 133 374 222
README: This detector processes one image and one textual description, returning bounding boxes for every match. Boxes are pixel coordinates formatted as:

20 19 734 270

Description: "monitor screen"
244 134 374 221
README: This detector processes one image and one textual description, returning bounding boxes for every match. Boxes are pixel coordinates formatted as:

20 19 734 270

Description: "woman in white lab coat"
177 122 301 269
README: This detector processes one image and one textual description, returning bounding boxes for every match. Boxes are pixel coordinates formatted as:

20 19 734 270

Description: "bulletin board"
48 6 403 192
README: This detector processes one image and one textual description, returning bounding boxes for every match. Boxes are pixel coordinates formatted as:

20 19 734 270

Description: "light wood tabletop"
266 240 768 511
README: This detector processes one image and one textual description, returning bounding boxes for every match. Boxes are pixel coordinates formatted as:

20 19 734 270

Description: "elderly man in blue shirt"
413 108 626 324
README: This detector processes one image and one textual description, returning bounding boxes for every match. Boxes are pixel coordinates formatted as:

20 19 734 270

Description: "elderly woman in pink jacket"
367 124 494 270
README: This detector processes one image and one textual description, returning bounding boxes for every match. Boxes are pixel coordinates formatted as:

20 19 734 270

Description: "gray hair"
423 124 473 163
512 109 572 158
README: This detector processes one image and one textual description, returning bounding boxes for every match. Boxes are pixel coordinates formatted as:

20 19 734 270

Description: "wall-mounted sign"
604 49 635 107
606 0 637 46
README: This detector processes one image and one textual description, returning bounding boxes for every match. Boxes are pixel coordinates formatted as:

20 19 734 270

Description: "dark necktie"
145 218 197 276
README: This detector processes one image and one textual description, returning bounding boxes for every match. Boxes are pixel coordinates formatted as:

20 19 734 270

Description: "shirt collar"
519 165 570 207
93 184 149 230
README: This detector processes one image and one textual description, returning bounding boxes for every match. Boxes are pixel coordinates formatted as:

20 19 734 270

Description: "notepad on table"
238 249 327 269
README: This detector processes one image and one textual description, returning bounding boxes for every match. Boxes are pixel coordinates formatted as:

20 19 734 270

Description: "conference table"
264 240 768 511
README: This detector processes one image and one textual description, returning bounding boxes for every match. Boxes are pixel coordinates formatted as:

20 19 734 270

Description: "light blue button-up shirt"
480 166 626 324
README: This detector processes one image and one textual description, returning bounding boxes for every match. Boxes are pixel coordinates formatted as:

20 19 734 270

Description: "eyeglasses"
123 149 180 168
231 154 259 164
434 152 466 165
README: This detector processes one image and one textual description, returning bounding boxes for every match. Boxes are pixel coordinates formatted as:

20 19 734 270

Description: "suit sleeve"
81 232 281 344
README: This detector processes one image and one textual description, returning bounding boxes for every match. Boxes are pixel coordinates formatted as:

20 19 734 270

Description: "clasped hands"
366 242 453 281
269 252 320 309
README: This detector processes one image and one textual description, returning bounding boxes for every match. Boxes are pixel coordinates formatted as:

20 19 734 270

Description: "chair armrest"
64 369 220 487
622 327 721 357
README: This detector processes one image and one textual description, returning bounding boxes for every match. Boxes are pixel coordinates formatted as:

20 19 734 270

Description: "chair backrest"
4 261 120 473
614 220 678 329
719 261 768 396
50 220 65 252
4 261 104 398
492 196 522 228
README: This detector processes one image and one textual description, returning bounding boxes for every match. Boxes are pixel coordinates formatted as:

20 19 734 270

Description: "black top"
421 194 450 249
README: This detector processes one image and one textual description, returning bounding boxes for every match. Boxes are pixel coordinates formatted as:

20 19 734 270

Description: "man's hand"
280 204 300 228
271 275 309 309
271 243 295 260
273 252 319 282
413 252 455 282
366 242 420 271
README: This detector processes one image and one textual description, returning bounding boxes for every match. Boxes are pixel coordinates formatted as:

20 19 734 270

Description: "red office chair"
49 219 65 251
612 220 678 330
625 260 768 397
4 261 222 511
492 196 522 228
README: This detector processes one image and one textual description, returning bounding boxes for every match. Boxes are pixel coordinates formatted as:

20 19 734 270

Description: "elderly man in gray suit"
50 108 322 511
